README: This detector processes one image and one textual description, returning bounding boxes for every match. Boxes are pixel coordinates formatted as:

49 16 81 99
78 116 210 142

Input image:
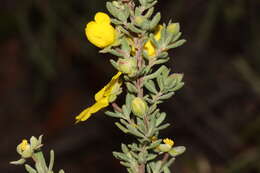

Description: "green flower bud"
135 16 145 25
117 58 137 77
167 23 180 36
134 16 150 30
131 97 147 117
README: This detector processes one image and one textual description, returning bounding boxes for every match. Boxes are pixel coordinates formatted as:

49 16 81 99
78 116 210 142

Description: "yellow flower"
158 138 174 152
17 139 32 158
85 12 116 48
76 72 122 123
18 140 30 152
144 25 163 57
163 138 174 147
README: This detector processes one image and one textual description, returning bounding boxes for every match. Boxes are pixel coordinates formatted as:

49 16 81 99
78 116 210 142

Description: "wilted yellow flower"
18 140 29 152
163 138 174 147
85 12 116 48
17 139 32 158
158 138 174 152
144 25 163 57
76 72 122 123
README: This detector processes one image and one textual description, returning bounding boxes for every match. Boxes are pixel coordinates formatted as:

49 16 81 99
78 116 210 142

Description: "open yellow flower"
75 72 122 123
144 25 163 57
85 12 116 48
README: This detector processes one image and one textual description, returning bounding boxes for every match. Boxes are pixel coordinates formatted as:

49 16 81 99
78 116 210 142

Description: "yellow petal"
154 25 163 40
144 25 163 57
144 40 156 56
95 85 108 102
163 138 174 147
85 22 116 48
75 98 109 123
94 72 122 101
94 12 111 24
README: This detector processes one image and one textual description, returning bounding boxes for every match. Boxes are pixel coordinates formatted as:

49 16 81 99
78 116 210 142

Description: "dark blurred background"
1 0 260 173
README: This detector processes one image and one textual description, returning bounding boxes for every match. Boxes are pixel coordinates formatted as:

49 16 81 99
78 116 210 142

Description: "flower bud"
167 23 180 36
117 58 137 77
134 16 145 26
134 16 150 30
131 97 147 117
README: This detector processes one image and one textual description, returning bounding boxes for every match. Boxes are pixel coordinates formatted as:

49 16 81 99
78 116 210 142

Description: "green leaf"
113 152 130 161
147 139 162 149
122 105 131 117
145 65 167 80
48 150 54 171
166 39 186 50
171 82 184 91
164 157 176 168
171 32 182 43
25 164 37 173
145 1 158 9
126 82 138 93
121 143 129 153
59 169 65 173
127 124 146 138
121 38 131 56
149 104 159 114
126 93 134 111
117 26 131 36
156 112 166 126
164 77 177 89
156 52 169 59
115 122 129 133
111 19 123 25
128 24 144 34
120 161 131 167
144 80 157 94
110 59 119 70
169 146 186 157
137 117 146 133
10 158 26 165
156 75 164 91
154 57 170 65
160 92 175 100
149 12 161 30
163 167 171 173
154 161 162 173
139 0 146 5
156 123 170 131
147 164 152 173
105 111 122 118
144 7 154 18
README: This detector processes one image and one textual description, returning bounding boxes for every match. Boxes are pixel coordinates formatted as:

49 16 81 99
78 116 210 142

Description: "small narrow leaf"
115 122 129 133
25 164 37 173
156 112 166 126
126 82 138 93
